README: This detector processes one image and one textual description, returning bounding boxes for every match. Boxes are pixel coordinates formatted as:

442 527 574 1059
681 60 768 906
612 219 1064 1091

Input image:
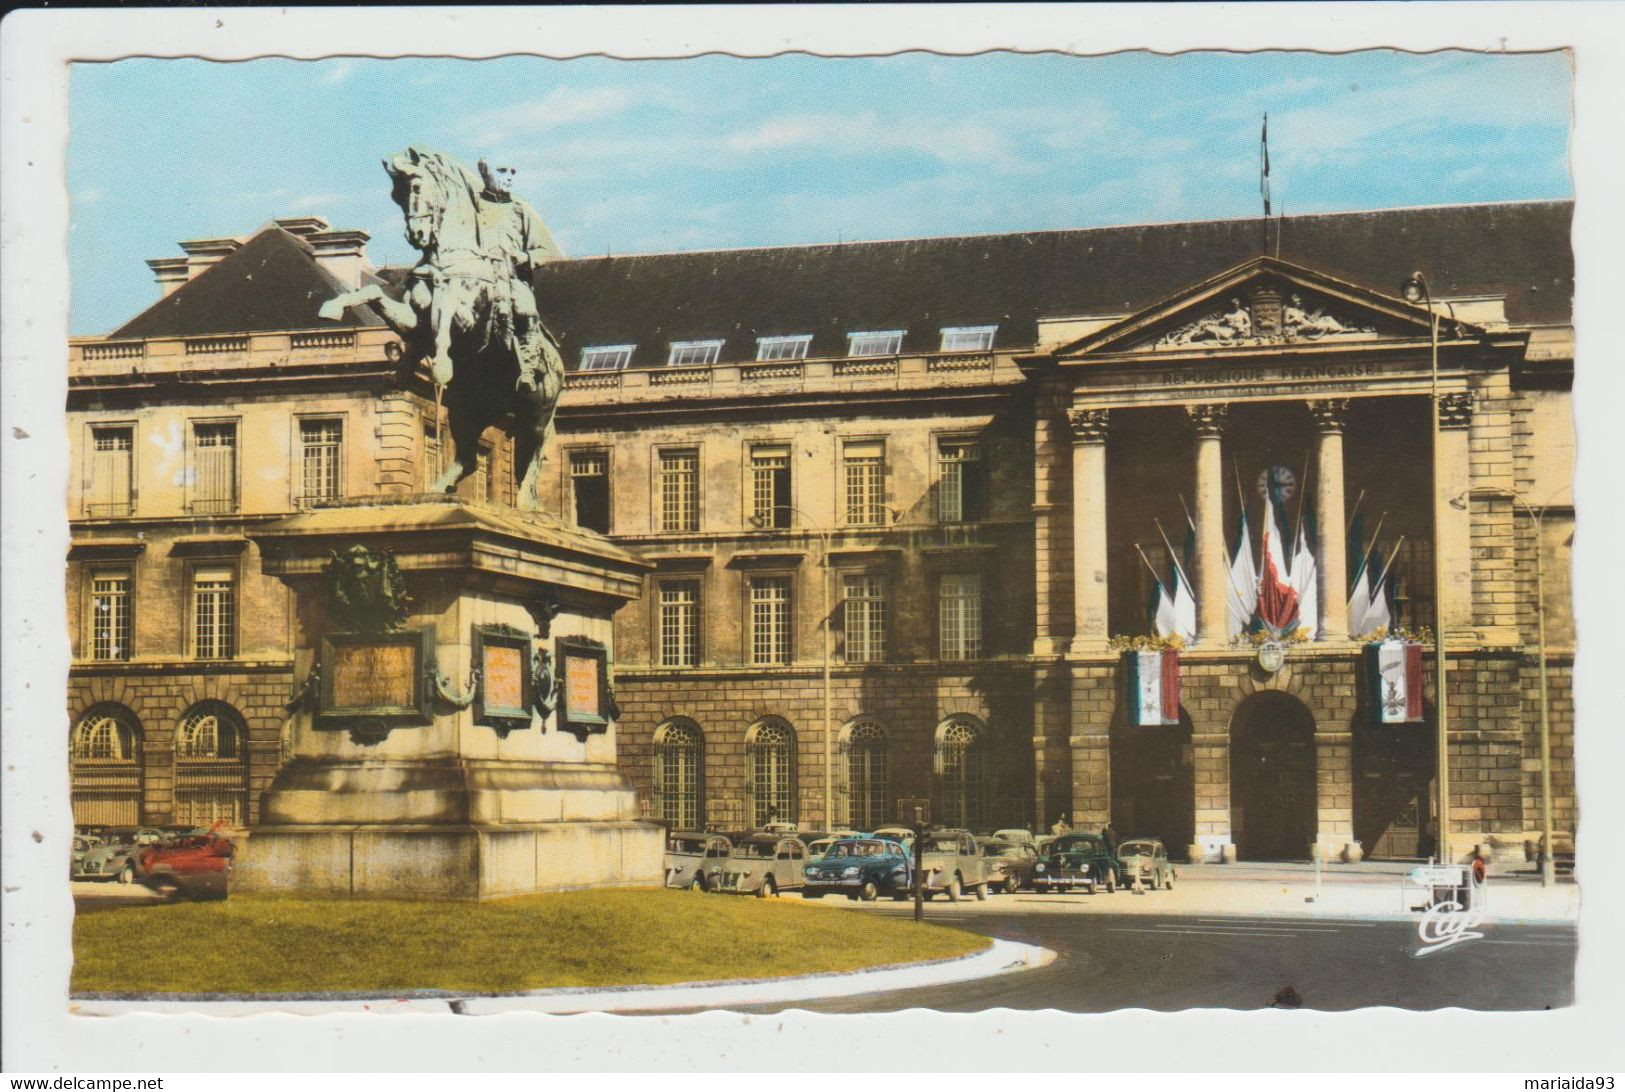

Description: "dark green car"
1032 832 1120 894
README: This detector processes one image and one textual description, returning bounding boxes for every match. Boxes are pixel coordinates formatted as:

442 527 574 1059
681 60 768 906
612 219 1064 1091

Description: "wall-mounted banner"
1366 639 1425 724
1124 649 1181 726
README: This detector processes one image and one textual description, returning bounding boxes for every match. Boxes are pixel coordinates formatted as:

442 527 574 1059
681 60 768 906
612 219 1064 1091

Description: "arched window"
175 702 242 759
174 702 247 826
653 718 704 830
70 705 143 826
844 718 889 830
937 715 989 832
73 709 140 762
746 718 797 827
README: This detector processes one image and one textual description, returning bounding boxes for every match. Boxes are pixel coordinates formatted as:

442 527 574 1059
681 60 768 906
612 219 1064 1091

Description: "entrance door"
1231 693 1316 861
1355 725 1433 860
1111 717 1195 856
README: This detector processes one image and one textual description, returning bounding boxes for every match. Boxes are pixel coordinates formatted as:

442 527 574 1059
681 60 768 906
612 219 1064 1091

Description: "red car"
139 828 234 900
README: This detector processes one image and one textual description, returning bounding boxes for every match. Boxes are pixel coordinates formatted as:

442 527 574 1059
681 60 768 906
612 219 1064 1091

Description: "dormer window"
939 325 997 353
846 330 904 358
580 344 635 372
668 339 724 367
755 335 812 362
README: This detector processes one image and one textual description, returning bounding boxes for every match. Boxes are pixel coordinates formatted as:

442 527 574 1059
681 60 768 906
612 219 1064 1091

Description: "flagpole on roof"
1260 113 1271 253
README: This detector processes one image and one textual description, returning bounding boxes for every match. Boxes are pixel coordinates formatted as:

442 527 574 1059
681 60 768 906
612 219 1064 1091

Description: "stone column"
1308 399 1350 641
1068 408 1111 655
1436 392 1475 639
1187 405 1228 645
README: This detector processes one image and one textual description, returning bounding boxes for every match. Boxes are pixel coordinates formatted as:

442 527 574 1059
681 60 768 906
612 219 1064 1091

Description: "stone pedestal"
235 497 662 899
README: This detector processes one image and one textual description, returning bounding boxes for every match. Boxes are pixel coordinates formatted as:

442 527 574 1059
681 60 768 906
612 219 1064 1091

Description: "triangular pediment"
1057 256 1478 358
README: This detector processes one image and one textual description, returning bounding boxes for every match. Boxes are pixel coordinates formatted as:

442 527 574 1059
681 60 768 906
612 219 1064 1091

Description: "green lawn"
72 888 988 996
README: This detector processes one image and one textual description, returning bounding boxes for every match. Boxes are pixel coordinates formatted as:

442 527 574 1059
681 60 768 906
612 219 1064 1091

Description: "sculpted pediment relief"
1057 256 1473 359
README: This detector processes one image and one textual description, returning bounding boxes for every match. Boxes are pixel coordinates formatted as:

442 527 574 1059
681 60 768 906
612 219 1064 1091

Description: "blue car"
802 838 913 901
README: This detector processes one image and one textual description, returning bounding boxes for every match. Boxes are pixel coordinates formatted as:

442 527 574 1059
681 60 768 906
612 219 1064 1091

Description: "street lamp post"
1402 271 1452 863
757 504 835 828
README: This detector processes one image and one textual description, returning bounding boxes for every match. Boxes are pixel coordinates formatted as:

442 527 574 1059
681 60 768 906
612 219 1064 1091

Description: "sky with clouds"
68 49 1572 334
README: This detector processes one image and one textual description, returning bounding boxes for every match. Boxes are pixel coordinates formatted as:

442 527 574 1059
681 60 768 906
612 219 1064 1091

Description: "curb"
70 938 1055 1017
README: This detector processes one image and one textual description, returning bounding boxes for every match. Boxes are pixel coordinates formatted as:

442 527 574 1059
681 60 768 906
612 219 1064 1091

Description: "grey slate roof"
530 201 1572 371
112 226 384 340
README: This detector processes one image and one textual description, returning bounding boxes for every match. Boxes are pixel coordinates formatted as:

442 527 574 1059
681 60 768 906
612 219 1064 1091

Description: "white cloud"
461 86 639 147
317 60 355 85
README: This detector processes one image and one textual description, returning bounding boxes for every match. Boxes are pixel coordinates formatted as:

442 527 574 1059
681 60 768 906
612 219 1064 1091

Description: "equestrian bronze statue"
319 147 565 509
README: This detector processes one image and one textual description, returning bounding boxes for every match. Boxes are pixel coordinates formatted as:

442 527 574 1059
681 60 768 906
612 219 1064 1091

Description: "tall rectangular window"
940 572 983 661
473 443 494 503
580 344 635 371
755 335 812 361
88 426 133 517
667 340 723 367
842 573 887 664
659 580 700 668
90 570 132 662
847 330 905 358
749 445 791 528
299 418 343 503
939 325 997 352
842 441 886 527
658 448 700 532
749 576 793 666
569 450 611 533
191 422 237 514
193 568 235 660
937 439 984 523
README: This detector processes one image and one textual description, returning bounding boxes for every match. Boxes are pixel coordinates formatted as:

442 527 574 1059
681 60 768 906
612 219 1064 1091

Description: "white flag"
1226 508 1259 639
1292 520 1319 640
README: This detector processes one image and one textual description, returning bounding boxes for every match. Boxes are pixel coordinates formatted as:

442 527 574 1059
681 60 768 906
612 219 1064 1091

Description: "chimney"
306 228 372 291
273 216 331 238
178 237 243 281
146 256 189 299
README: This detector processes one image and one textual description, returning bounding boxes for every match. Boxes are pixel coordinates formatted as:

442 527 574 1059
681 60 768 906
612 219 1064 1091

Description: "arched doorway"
936 715 989 831
1110 710 1194 855
840 717 889 831
71 704 144 826
1230 692 1316 861
1354 720 1434 860
745 717 797 827
174 701 249 826
653 717 705 831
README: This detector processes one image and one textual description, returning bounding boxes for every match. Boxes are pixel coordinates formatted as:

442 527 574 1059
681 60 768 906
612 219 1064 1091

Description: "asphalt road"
742 907 1577 1014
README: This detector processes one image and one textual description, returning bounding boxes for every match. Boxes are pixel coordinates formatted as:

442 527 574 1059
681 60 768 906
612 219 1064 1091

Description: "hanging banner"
1365 639 1424 724
1124 649 1181 726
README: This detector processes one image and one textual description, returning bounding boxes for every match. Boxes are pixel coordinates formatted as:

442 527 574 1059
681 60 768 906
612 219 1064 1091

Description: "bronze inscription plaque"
564 654 601 717
483 644 525 710
331 642 417 709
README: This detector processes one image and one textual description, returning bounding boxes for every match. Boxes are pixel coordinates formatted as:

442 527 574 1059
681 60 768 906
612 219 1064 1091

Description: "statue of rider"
474 158 565 393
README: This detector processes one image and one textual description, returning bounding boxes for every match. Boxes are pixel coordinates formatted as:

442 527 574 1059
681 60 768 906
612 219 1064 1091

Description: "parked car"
139 829 234 900
992 828 1037 847
72 828 163 884
70 834 104 878
805 829 862 860
664 831 733 891
1115 837 1177 890
980 837 1039 893
1033 832 1121 894
803 838 912 901
871 825 917 850
918 828 991 901
717 833 808 897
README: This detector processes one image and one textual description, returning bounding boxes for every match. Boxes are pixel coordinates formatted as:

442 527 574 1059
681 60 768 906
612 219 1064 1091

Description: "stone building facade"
66 200 1575 864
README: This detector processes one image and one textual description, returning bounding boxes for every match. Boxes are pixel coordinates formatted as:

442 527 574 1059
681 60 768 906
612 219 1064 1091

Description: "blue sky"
68 50 1572 334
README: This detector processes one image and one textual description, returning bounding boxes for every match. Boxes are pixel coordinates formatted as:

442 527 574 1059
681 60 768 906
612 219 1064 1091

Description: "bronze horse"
319 147 561 508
